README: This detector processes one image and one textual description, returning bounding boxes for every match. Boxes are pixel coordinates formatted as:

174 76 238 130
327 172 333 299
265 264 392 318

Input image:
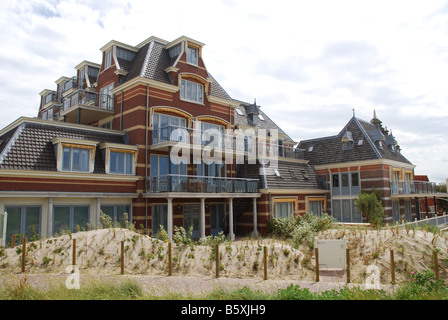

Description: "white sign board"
316 239 347 269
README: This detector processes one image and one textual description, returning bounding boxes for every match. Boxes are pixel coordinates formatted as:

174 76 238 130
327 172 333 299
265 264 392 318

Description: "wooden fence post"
121 241 124 275
72 239 76 267
263 246 268 281
434 250 439 279
315 247 319 282
346 248 350 284
390 249 395 285
11 234 16 248
168 242 172 276
21 238 26 273
215 244 219 278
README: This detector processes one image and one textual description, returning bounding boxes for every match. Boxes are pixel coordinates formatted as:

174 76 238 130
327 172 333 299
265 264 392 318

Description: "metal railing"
151 124 304 160
148 174 259 193
390 181 437 195
62 89 114 112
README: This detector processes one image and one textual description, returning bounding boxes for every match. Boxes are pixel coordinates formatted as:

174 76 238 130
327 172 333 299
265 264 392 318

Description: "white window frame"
99 143 138 175
51 138 98 173
186 46 198 65
105 49 112 69
62 146 90 172
180 79 204 104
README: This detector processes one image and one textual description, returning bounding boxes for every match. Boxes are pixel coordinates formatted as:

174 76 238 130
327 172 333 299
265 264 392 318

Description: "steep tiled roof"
242 161 327 191
234 102 295 143
123 40 233 102
298 117 412 166
0 120 125 173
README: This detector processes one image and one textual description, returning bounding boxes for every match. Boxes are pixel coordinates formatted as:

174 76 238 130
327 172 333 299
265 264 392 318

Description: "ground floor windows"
183 204 200 238
5 206 41 243
53 205 89 235
307 198 326 216
273 199 297 219
210 203 225 236
101 205 131 226
152 204 167 236
332 199 361 222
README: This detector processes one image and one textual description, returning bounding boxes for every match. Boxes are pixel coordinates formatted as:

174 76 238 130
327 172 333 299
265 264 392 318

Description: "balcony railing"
148 174 259 193
391 181 437 195
62 89 114 112
152 124 304 160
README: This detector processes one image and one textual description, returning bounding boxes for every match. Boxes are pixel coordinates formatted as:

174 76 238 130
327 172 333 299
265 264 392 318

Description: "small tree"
354 190 384 228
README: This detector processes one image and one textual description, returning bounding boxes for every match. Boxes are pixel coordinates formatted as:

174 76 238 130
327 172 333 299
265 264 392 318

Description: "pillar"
252 197 258 237
47 197 54 237
96 198 101 229
200 198 206 239
228 198 235 241
167 198 173 241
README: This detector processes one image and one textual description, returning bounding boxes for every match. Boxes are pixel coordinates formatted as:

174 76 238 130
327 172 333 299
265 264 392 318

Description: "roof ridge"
0 122 26 165
353 116 382 159
140 41 154 78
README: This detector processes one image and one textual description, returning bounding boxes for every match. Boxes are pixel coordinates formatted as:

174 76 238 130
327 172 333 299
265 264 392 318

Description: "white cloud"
0 0 448 182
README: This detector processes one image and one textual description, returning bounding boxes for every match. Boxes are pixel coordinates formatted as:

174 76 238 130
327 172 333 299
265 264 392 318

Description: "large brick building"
0 35 329 243
298 111 444 223
0 35 444 245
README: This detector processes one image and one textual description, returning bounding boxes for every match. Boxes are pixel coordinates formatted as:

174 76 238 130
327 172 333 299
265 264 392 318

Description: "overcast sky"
1 0 447 183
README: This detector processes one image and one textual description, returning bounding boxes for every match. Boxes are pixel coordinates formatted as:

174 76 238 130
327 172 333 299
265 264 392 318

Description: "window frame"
100 204 131 226
273 198 297 219
53 205 90 235
105 49 112 69
186 46 199 65
4 205 41 243
180 79 204 104
62 146 90 172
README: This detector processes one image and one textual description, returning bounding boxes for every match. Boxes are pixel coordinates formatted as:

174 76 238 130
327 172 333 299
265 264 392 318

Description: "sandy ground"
0 226 446 294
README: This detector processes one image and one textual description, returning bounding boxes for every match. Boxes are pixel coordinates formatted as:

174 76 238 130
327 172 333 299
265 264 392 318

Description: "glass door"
210 204 225 236
183 204 200 238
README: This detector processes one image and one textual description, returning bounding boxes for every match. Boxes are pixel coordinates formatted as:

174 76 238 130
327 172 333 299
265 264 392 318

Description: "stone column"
228 198 235 241
252 197 258 237
200 198 206 239
167 198 173 241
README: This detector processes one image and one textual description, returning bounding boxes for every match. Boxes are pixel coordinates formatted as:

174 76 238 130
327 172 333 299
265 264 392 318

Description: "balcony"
60 89 114 124
151 124 304 160
148 174 259 194
391 181 438 196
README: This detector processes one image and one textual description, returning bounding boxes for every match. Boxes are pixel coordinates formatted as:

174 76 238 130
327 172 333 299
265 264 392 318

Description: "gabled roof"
0 118 126 173
298 116 413 166
122 38 232 101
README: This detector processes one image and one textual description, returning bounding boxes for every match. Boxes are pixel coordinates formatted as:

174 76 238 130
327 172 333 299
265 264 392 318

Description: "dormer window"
100 143 138 175
341 130 354 150
105 49 112 69
180 79 204 104
52 138 97 173
187 46 198 65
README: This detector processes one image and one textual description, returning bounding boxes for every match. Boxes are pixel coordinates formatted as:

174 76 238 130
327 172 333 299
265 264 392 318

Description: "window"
152 205 167 236
351 172 359 187
358 139 363 146
187 46 198 65
150 154 169 177
152 113 187 144
341 173 349 187
5 206 41 244
101 205 131 226
180 79 204 104
53 205 89 235
110 151 133 174
274 200 296 218
308 200 324 216
332 174 339 188
105 49 112 69
235 108 244 116
99 83 114 109
308 146 314 152
63 147 90 172
259 114 265 121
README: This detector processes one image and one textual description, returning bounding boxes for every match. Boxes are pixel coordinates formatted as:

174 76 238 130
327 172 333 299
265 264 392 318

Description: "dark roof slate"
234 102 294 143
242 161 326 191
0 121 125 173
298 117 412 166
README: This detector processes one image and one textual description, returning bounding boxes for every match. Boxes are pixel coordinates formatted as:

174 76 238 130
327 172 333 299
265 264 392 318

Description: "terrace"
390 180 439 196
59 89 114 124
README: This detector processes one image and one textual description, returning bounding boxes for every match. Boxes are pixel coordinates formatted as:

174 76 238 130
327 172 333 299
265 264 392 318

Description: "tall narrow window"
105 49 112 69
187 46 198 65
110 151 133 174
